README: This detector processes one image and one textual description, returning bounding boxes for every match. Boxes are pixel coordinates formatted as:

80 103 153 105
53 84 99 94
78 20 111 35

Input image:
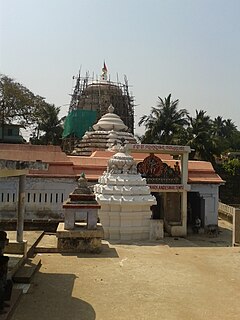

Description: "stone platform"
56 223 104 253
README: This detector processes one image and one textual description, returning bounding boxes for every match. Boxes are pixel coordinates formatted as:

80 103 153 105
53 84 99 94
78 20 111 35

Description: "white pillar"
180 150 190 236
17 174 26 242
169 190 188 237
181 152 188 186
181 190 187 236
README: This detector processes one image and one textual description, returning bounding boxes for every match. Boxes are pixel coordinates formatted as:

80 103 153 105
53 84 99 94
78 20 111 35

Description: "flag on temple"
102 61 107 72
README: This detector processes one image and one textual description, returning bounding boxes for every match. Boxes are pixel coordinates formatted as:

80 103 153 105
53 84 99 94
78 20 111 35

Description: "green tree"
0 75 43 125
228 130 240 151
212 117 238 154
187 110 219 162
218 158 240 203
222 158 240 176
0 74 63 145
222 119 237 138
138 94 189 144
30 103 63 145
213 116 226 137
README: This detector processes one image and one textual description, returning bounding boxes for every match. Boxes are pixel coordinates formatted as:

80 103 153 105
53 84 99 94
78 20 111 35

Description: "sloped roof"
188 160 224 184
0 143 224 184
0 144 70 162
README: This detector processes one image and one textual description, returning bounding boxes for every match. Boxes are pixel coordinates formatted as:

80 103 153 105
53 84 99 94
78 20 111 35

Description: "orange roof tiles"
0 144 70 162
0 144 224 184
188 160 224 184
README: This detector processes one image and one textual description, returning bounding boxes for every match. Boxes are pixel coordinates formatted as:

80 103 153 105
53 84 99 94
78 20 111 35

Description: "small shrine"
56 173 103 253
94 141 159 241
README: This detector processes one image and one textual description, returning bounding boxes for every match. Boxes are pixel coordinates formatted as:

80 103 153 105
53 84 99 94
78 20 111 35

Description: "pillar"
17 174 26 242
233 209 240 246
181 190 187 235
181 152 188 186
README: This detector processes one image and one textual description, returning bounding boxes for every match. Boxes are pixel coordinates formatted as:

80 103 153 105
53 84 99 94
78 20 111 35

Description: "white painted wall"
0 176 221 228
190 184 219 226
0 176 76 221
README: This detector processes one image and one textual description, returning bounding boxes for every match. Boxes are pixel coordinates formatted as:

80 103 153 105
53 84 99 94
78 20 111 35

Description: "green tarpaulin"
62 109 97 139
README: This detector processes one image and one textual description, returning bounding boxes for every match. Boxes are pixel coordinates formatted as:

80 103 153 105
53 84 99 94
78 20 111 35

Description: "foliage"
138 94 189 144
222 159 240 176
139 94 240 164
0 75 44 125
186 110 219 163
0 74 63 145
217 159 240 204
30 103 63 145
227 131 240 151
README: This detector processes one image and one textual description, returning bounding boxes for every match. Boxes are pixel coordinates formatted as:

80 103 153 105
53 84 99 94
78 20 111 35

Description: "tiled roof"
0 144 224 184
0 144 70 162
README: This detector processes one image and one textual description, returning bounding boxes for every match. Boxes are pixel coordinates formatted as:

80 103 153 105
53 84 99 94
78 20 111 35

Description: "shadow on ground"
11 273 95 320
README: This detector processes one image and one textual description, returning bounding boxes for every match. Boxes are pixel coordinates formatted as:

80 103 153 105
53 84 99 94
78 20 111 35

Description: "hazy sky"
1 0 240 137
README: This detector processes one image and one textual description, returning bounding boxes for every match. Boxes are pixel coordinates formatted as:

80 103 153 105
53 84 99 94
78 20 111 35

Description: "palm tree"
222 119 237 138
228 130 240 151
31 104 63 145
213 116 237 138
187 110 219 162
212 117 238 154
213 116 225 137
138 94 189 144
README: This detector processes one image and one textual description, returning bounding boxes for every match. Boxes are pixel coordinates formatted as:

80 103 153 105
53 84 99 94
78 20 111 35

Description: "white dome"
93 104 128 131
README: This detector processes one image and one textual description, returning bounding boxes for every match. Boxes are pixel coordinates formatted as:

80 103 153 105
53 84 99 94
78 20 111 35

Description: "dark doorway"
151 192 163 219
187 192 205 230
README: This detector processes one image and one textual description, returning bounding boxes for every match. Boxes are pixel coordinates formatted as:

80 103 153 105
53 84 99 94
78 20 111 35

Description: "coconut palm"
187 110 219 162
31 103 63 145
213 116 237 138
212 117 238 154
228 130 240 151
138 94 189 144
213 116 226 137
222 119 237 138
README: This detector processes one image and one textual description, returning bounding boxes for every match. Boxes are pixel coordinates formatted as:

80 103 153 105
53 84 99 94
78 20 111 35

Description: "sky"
1 0 240 139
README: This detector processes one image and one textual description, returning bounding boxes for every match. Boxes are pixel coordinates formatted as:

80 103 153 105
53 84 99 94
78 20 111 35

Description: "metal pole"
17 174 26 242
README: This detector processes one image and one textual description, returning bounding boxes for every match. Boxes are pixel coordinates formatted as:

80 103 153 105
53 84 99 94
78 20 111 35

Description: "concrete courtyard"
11 220 240 320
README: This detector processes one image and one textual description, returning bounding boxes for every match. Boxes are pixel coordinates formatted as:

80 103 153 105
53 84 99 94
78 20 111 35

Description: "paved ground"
10 220 240 320
6 231 44 276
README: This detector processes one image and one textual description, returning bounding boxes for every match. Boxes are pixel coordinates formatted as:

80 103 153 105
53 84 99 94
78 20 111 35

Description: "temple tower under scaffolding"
62 64 135 154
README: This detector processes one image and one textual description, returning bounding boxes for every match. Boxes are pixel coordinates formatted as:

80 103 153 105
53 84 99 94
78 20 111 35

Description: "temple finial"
108 104 114 113
101 61 108 81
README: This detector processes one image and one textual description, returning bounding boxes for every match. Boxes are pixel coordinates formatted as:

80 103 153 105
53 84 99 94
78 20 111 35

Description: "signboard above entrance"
150 184 191 192
129 144 191 154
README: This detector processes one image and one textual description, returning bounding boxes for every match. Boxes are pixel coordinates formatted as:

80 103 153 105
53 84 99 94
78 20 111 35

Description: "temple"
0 65 224 239
72 104 137 156
0 116 223 238
62 64 134 154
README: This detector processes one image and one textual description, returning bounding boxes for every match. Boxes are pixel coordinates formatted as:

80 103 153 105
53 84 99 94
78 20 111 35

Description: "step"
12 255 41 283
5 231 44 258
35 233 59 253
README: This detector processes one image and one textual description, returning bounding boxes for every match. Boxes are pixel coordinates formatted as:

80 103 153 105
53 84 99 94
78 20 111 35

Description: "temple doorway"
187 192 205 232
151 192 164 219
151 192 182 224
